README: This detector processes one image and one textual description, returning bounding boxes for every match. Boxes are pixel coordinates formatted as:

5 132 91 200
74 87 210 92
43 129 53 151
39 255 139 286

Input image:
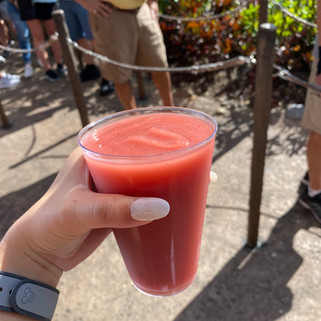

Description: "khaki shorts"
89 3 168 83
301 56 321 134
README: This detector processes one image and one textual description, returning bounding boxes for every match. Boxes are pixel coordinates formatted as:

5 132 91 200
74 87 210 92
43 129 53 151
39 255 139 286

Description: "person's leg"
306 131 321 190
0 1 14 44
6 1 32 65
300 130 321 223
0 19 9 45
89 11 136 108
136 3 174 106
299 48 321 223
33 2 63 66
114 81 136 110
42 19 63 65
26 19 52 71
15 17 34 78
151 71 173 106
71 2 96 66
302 52 321 192
77 38 95 65
77 37 101 82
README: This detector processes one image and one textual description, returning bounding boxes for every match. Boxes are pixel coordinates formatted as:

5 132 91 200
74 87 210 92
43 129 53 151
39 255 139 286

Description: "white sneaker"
24 63 34 78
0 72 20 89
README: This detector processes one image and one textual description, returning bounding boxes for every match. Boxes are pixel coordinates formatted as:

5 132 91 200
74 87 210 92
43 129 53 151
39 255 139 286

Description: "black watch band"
0 271 59 321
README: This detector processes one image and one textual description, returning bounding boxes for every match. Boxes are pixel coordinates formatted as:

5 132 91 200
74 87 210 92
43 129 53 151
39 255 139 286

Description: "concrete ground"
0 54 320 321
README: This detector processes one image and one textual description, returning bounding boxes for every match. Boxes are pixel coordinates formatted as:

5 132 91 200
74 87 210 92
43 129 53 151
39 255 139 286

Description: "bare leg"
42 19 63 65
151 71 174 106
4 19 16 42
0 20 9 46
114 80 136 110
27 19 52 71
77 38 95 65
307 131 321 190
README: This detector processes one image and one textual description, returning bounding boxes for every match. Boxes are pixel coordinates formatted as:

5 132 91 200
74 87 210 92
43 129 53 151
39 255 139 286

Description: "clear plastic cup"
78 107 217 296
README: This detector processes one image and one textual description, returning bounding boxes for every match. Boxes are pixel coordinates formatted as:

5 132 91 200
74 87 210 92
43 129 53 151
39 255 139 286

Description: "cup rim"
78 106 218 160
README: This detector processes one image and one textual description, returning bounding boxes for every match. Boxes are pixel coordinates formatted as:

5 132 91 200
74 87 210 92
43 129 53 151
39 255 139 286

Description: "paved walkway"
0 54 320 320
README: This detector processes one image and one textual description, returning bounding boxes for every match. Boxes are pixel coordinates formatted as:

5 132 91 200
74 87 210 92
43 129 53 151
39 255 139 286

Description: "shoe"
56 64 67 77
2 42 13 58
2 49 11 58
298 171 309 195
0 72 20 89
301 172 309 186
45 69 59 82
24 63 34 78
299 185 321 224
99 78 114 96
80 64 101 82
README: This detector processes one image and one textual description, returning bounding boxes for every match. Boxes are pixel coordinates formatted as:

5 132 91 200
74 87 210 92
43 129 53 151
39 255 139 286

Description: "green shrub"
159 0 317 74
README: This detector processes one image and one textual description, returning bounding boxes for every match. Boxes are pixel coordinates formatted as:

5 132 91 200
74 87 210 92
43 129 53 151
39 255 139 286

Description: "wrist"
0 271 59 320
0 241 62 289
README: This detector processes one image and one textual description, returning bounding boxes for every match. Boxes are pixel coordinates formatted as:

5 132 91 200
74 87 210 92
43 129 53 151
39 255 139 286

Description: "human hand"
0 148 170 288
76 0 113 17
147 0 159 20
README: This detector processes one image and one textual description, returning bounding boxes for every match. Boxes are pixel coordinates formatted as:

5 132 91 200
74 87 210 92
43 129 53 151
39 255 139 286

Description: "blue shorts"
59 1 93 41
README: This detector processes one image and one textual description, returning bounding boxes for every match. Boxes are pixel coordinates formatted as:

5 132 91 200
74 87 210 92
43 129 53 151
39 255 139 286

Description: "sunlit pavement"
1 54 320 321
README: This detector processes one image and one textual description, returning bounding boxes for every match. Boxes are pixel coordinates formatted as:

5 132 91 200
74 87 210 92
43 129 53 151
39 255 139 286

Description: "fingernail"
130 198 170 221
210 171 218 183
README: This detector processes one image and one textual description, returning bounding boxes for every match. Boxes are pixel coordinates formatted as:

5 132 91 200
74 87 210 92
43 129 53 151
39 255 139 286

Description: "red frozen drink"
78 107 217 296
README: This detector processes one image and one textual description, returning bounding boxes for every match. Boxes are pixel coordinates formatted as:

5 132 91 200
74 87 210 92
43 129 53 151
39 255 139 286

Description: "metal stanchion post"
259 0 268 25
247 23 276 248
0 100 10 128
136 71 146 100
52 9 89 127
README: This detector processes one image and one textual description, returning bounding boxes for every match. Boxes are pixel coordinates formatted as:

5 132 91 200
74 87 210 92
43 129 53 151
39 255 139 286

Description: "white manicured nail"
131 198 170 221
210 171 218 183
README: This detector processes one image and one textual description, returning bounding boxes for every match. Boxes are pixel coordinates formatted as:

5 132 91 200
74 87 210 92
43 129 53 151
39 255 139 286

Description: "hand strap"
0 271 59 321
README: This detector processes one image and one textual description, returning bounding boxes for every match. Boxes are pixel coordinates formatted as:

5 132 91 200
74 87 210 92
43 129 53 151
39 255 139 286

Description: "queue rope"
158 0 252 22
1 32 320 93
0 30 252 73
68 38 252 73
0 2 319 93
275 65 321 92
157 0 316 29
271 0 317 29
71 38 321 93
0 33 58 54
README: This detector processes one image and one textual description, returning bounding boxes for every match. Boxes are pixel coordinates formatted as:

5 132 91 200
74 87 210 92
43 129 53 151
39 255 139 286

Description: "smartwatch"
0 271 59 321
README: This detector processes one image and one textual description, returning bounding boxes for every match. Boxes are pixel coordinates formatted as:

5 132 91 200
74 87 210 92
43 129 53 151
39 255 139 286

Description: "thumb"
74 192 170 230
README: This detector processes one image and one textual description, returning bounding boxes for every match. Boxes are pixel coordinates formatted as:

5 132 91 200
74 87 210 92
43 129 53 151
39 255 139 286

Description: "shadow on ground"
0 174 57 238
1 51 318 321
174 203 316 321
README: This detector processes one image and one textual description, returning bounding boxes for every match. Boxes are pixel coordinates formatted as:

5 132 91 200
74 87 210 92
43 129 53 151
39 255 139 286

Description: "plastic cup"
78 107 217 296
